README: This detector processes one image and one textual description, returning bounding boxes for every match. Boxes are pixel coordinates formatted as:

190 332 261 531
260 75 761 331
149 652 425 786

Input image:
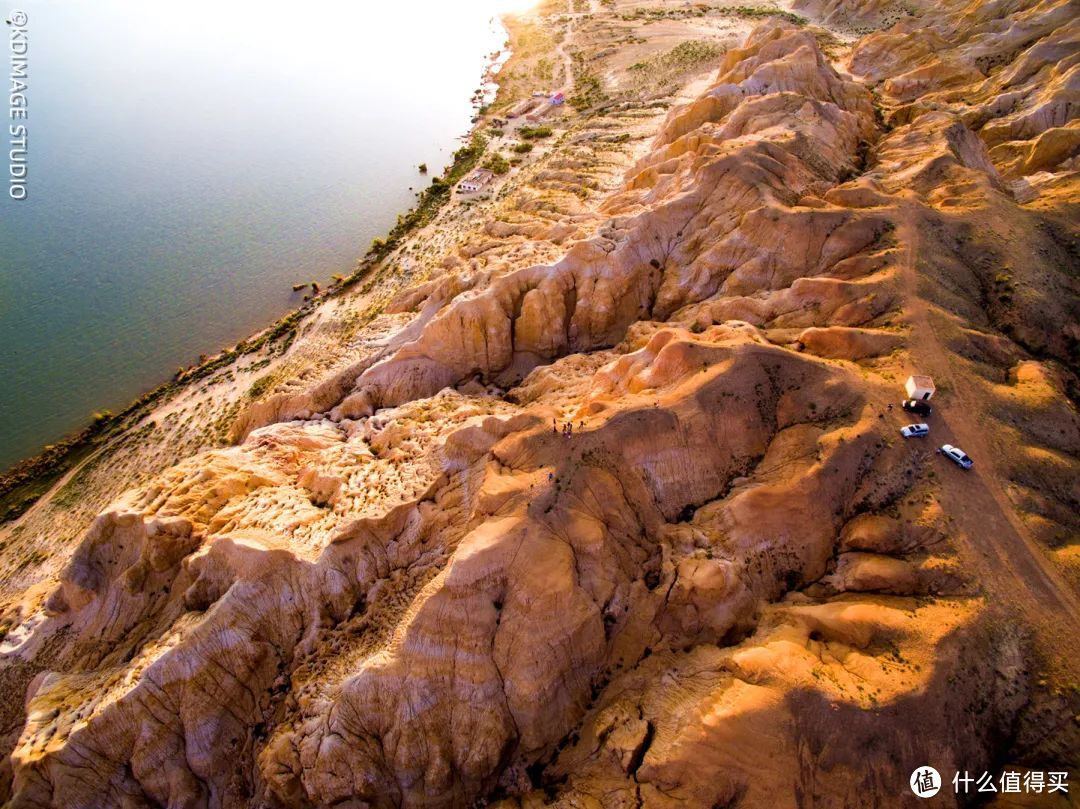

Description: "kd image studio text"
8 9 28 200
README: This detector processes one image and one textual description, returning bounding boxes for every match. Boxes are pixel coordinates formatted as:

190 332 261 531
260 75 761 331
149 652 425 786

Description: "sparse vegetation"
620 4 806 25
721 5 807 25
246 374 277 402
994 270 1016 303
629 39 723 74
489 20 561 113
484 153 511 175
569 71 605 111
533 57 554 82
363 132 487 265
518 125 553 140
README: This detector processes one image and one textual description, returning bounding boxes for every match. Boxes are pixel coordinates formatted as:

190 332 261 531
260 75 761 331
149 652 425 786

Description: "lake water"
0 0 521 470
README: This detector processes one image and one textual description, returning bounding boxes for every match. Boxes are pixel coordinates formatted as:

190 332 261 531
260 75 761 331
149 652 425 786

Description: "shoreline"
0 16 517 523
0 1 827 596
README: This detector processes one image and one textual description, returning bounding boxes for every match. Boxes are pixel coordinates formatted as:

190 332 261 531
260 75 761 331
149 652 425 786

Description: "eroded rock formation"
1 2 1078 807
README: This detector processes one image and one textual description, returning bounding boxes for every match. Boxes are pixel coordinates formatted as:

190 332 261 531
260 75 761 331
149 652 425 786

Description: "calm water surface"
0 0 516 469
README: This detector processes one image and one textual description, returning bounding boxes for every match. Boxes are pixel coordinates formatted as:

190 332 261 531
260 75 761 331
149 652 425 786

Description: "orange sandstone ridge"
0 1 1078 807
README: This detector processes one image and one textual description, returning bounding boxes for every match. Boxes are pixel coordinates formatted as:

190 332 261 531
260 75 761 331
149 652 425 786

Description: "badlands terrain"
1 0 1079 806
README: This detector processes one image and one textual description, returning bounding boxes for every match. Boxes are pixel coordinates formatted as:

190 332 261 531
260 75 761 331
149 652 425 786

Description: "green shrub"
519 125 553 140
484 153 511 175
247 374 276 401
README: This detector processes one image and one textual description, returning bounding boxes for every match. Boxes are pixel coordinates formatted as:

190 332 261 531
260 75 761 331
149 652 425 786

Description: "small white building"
459 169 494 193
905 374 936 401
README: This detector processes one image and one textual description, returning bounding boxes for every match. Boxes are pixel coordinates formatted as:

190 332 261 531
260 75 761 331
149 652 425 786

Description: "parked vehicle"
902 399 933 416
900 423 930 438
940 444 973 469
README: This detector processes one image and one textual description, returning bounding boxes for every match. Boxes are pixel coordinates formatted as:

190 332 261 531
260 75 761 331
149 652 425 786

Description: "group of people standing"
553 418 583 437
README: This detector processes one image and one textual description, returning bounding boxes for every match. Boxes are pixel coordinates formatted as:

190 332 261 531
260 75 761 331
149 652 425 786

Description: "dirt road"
897 209 1080 662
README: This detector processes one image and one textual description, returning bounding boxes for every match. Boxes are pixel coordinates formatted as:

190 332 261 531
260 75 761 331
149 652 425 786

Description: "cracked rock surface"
1 2 1078 807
